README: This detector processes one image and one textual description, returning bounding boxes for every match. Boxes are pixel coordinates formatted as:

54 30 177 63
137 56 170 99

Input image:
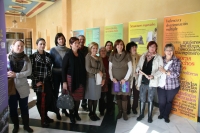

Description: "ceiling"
4 0 57 18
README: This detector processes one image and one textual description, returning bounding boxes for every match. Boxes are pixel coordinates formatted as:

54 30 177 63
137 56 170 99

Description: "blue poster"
0 0 9 132
73 30 84 37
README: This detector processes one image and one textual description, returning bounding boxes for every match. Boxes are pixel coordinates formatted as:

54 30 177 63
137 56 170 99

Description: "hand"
148 75 154 80
120 79 126 85
63 82 68 90
101 79 105 86
7 71 16 78
159 66 166 73
36 82 43 87
112 78 118 83
99 71 103 77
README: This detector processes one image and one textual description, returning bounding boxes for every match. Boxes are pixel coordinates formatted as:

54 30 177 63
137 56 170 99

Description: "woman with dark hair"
105 41 113 57
50 33 70 119
109 39 132 120
157 43 181 123
30 38 58 127
7 40 33 133
126 41 141 114
85 42 106 121
62 37 86 123
136 41 163 123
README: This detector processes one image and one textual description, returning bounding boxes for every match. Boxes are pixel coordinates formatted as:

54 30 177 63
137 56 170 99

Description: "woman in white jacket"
7 40 33 133
136 41 163 123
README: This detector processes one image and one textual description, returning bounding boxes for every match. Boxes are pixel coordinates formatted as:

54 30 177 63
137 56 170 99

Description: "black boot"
10 116 19 133
148 102 153 123
137 102 145 121
62 109 69 117
69 113 76 124
21 115 33 133
36 104 50 127
56 109 61 120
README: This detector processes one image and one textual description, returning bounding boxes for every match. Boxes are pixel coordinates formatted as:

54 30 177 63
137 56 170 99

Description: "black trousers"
52 71 63 100
106 81 115 112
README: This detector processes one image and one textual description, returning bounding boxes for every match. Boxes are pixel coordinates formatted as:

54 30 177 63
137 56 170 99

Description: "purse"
113 81 130 93
56 90 74 109
8 78 16 96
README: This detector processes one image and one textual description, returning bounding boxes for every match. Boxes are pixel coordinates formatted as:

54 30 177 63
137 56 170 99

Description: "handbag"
113 81 130 93
56 90 74 109
8 78 16 96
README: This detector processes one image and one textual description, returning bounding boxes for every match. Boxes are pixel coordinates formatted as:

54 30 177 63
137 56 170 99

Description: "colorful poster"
128 19 157 54
104 24 123 44
163 12 200 121
73 30 84 37
0 0 9 132
86 27 100 46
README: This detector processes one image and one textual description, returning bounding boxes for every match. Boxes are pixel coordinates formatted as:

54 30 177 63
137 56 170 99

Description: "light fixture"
20 0 26 22
12 12 18 28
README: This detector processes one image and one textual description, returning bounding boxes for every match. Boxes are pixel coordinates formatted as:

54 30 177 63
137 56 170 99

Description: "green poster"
104 24 123 44
86 27 100 46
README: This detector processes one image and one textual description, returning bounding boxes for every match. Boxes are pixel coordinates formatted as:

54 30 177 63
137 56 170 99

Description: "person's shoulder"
173 56 181 63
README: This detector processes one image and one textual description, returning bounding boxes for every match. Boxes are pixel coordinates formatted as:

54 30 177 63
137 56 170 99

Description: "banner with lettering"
73 30 84 37
128 19 157 54
104 24 123 44
163 12 200 121
0 0 9 132
86 27 100 46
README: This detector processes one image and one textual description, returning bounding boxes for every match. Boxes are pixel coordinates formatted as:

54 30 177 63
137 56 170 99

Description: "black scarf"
8 51 29 64
69 49 86 92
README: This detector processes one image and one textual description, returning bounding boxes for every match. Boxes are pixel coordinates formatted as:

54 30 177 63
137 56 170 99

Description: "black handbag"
56 90 74 109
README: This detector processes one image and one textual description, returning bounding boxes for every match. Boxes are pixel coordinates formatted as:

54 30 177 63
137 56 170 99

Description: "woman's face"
13 41 24 53
37 40 46 51
105 42 113 51
99 48 107 58
148 44 156 53
130 46 137 55
91 45 98 55
71 40 79 51
116 42 123 53
164 47 174 58
57 36 65 46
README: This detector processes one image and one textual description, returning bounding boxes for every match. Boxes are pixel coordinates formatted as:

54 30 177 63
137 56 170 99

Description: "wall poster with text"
128 19 157 54
86 27 100 46
163 12 200 121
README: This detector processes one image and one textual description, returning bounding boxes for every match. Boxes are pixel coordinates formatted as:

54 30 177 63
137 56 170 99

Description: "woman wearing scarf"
62 37 86 123
109 39 132 121
7 40 33 133
136 41 163 123
50 33 70 119
157 44 181 123
30 38 58 127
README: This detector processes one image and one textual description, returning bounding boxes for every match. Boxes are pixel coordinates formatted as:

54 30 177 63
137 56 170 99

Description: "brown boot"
116 100 122 119
122 101 128 120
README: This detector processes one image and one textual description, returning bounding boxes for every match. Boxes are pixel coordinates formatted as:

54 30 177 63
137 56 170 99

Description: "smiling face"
13 41 24 53
164 47 174 58
79 36 85 48
99 47 107 58
130 46 137 55
116 41 124 53
37 40 46 51
105 42 113 51
148 44 157 53
91 45 98 55
57 36 65 46
71 40 80 51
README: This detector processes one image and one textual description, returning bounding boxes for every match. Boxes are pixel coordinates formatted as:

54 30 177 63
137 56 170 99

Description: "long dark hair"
112 39 126 55
54 33 66 46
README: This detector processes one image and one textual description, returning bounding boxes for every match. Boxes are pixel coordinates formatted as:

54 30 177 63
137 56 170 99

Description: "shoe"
75 114 81 121
56 113 61 120
147 102 154 123
132 109 138 114
69 114 76 124
62 109 69 117
164 118 170 123
148 117 153 123
45 116 54 123
10 116 19 133
21 115 33 133
93 114 100 120
137 115 144 121
89 113 97 121
137 102 145 121
41 122 49 128
158 115 163 119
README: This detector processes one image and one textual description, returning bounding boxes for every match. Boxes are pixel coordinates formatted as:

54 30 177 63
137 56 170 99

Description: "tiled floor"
8 83 200 133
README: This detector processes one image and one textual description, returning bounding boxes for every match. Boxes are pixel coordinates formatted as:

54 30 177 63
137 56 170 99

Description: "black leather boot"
21 115 34 132
148 102 153 123
137 102 145 121
10 116 19 133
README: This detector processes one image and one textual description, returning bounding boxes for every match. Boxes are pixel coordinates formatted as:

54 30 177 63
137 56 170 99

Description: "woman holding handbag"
85 42 106 121
109 39 132 121
7 40 33 133
62 37 86 123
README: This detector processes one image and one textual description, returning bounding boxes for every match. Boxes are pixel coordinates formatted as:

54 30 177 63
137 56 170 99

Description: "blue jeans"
157 87 180 119
139 84 156 102
9 90 29 117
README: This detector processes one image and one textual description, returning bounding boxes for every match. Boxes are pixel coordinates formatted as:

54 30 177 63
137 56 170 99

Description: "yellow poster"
163 12 200 121
128 19 157 54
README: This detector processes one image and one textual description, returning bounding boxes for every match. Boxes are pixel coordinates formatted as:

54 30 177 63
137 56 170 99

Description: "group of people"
7 32 181 133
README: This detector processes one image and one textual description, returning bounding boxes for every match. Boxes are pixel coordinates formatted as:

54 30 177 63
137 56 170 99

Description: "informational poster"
86 27 100 46
163 12 200 121
104 24 123 44
128 19 157 54
73 30 84 37
0 0 9 132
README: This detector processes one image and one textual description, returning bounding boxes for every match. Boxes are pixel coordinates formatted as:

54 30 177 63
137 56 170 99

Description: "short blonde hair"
88 42 99 53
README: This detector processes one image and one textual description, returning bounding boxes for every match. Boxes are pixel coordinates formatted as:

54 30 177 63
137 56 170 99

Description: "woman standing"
62 37 86 123
30 38 56 127
85 42 106 121
157 44 181 123
109 39 132 120
7 40 33 133
50 33 70 119
126 41 141 114
136 41 163 123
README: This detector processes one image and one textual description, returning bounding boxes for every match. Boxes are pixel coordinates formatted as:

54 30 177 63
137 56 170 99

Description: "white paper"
95 73 102 85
